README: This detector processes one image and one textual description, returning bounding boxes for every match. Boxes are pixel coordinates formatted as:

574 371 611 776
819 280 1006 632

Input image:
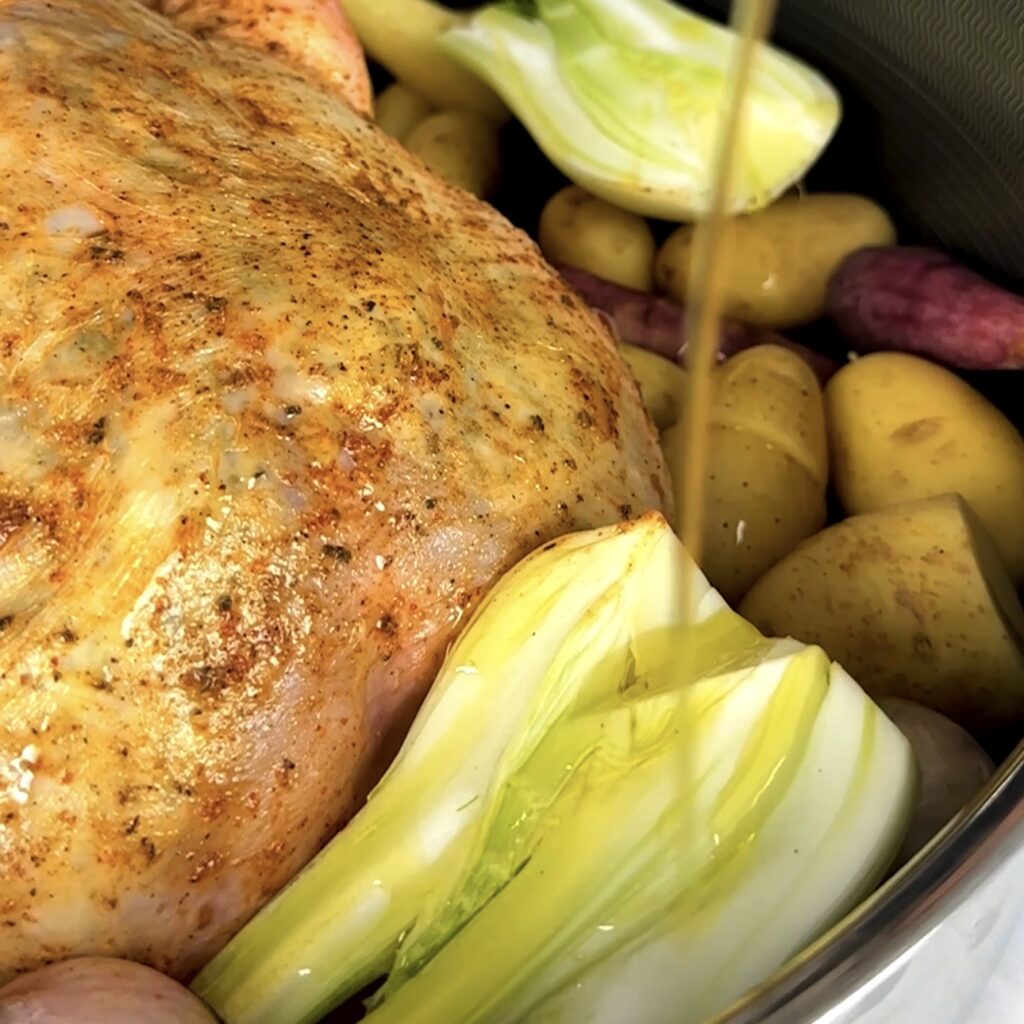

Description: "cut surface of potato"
826 351 1024 582
739 494 1024 735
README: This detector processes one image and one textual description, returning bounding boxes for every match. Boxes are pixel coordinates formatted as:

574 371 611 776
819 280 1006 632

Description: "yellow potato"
739 494 1024 735
538 185 656 292
405 110 501 199
618 344 687 431
661 345 828 603
826 352 1024 582
344 0 509 121
654 193 896 328
713 344 828 485
663 423 826 605
375 82 434 142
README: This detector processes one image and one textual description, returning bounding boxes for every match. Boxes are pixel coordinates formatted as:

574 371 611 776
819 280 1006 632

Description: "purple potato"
827 246 1024 370
558 264 839 383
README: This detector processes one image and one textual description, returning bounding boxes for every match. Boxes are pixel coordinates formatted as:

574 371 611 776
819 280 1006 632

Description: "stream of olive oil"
677 0 778 624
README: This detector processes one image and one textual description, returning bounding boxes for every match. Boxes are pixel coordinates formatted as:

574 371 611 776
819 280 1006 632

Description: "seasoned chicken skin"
0 0 668 982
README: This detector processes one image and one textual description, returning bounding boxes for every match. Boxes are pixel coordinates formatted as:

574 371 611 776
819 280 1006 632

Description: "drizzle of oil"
677 0 780 624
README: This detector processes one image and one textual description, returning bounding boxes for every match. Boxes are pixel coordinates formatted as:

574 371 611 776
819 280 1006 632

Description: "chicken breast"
0 0 668 982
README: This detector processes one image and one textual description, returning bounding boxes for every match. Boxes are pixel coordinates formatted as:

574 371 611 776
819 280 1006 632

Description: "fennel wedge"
438 0 840 219
194 513 915 1024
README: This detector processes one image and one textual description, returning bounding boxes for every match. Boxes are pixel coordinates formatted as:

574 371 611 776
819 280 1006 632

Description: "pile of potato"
374 81 502 199
646 296 1024 865
368 70 1024 865
643 342 1024 745
586 190 1024 865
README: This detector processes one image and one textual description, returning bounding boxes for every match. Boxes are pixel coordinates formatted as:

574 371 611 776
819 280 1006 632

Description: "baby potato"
618 344 688 431
826 352 1024 582
661 345 828 603
739 494 1024 735
654 193 896 328
663 423 826 604
374 81 434 141
878 697 995 865
539 185 656 292
713 344 828 486
405 110 501 199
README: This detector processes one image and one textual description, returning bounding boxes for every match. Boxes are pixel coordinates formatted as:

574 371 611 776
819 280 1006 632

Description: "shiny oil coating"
0 0 667 982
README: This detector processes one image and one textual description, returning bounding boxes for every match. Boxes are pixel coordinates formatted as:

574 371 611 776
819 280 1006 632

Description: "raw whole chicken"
0 0 667 984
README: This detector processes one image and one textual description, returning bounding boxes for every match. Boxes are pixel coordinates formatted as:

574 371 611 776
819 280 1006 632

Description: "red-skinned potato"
0 958 218 1023
826 246 1024 370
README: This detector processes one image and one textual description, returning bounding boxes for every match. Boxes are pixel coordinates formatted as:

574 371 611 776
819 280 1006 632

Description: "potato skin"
343 0 508 121
662 345 828 604
618 344 687 432
739 494 1024 735
375 81 433 142
654 193 895 329
664 424 826 605
826 352 1024 582
404 110 501 198
878 697 994 865
557 265 841 382
826 246 1024 369
539 186 656 292
714 344 828 486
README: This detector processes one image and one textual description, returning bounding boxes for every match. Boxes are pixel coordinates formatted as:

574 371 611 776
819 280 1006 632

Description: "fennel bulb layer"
194 513 914 1024
439 0 841 220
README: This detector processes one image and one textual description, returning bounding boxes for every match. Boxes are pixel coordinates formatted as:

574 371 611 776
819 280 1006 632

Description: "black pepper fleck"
323 543 352 563
86 417 106 445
